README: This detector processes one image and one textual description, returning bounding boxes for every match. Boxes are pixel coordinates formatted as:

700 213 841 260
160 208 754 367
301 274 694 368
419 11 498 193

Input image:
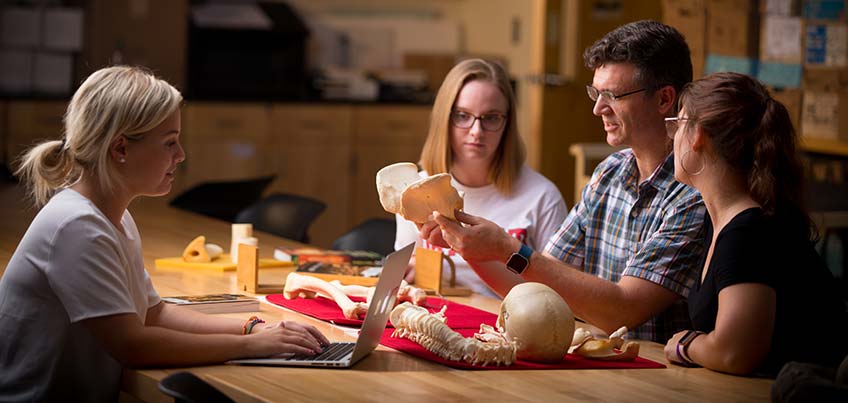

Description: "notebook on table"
227 242 414 368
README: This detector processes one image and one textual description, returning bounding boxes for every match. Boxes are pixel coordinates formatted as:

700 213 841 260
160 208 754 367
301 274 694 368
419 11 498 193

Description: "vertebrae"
390 302 516 366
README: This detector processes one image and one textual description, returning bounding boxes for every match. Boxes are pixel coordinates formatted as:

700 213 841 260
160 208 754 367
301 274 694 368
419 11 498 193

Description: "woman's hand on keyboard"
246 321 330 358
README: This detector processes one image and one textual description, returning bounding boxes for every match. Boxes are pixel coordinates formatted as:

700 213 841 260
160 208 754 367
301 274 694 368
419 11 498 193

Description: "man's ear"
109 135 128 163
656 85 677 116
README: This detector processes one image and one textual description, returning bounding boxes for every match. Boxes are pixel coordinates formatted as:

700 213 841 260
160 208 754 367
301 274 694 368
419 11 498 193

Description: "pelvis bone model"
376 162 464 223
569 326 640 361
283 272 426 320
391 282 577 365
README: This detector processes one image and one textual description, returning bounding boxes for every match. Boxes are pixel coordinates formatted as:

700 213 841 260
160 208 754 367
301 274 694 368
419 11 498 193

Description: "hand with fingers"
418 218 450 249
432 210 521 263
247 321 330 358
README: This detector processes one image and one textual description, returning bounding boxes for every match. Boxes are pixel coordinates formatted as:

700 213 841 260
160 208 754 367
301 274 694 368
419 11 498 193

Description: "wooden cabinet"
181 103 273 193
3 100 429 248
5 101 67 168
270 105 354 248
269 104 429 248
82 0 188 91
350 105 430 226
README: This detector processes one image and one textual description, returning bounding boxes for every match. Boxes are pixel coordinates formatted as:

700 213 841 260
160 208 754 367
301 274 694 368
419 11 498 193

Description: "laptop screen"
349 242 414 363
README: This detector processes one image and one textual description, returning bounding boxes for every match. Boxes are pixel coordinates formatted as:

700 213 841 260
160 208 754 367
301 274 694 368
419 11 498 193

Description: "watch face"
506 253 529 274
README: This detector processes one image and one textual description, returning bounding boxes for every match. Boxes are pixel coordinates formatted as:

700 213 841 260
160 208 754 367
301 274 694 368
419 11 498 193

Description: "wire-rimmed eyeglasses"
664 116 691 138
450 110 507 132
586 85 647 103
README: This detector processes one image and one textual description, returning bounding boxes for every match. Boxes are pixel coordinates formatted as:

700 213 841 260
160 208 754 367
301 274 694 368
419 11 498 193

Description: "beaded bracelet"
242 316 265 335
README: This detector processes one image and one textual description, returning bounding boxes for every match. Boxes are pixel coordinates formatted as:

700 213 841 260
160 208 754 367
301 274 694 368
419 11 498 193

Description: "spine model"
390 302 517 366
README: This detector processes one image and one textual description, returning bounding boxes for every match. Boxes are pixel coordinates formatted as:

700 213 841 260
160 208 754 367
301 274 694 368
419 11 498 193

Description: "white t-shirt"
395 165 567 297
0 189 160 402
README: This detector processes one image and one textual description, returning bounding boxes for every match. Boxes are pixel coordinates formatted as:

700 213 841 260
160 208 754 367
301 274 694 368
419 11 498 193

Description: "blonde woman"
394 59 567 297
0 66 327 402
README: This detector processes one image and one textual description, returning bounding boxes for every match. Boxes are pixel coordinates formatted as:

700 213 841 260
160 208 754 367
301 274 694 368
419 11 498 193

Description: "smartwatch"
505 244 533 274
677 330 704 366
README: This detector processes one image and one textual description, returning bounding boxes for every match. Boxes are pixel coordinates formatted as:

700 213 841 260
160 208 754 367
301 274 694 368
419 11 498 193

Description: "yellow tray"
154 254 294 272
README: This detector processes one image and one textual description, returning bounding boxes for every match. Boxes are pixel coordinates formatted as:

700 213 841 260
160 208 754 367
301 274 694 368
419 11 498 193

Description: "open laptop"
228 242 414 368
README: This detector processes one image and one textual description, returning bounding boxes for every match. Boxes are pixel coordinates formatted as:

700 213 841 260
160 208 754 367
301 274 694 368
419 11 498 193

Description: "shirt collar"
620 151 676 191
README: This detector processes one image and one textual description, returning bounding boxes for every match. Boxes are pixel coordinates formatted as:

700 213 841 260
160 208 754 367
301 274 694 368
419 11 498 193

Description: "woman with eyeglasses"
663 72 847 375
393 58 567 297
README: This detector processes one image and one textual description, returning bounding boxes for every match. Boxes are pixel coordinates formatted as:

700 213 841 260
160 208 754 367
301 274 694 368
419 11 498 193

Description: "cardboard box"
803 0 846 20
43 7 83 52
770 87 803 130
0 50 33 94
805 22 848 67
707 0 759 57
760 16 804 63
662 0 707 78
801 90 848 141
705 54 758 75
804 67 848 90
763 0 803 16
758 62 803 87
33 52 73 95
0 7 40 48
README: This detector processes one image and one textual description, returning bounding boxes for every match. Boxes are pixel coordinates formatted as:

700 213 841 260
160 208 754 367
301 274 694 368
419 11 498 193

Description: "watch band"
677 330 704 366
517 243 532 260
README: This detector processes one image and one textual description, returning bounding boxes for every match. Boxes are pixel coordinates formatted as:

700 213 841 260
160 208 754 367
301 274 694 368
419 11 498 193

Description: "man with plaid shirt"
425 20 706 342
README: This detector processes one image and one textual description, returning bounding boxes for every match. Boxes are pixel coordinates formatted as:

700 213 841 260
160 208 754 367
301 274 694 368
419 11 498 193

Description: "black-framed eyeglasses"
664 116 691 138
450 110 507 132
586 85 647 103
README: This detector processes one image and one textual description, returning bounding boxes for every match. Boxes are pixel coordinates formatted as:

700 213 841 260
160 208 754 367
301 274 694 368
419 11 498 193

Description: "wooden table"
0 183 773 402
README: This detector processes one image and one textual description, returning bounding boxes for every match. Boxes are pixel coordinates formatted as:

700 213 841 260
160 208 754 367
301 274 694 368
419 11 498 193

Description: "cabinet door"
182 103 272 191
6 101 67 168
271 105 353 248
351 105 430 227
83 0 187 90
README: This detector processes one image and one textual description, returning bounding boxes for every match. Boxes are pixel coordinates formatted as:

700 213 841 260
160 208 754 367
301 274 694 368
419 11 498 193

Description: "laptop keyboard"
291 342 355 361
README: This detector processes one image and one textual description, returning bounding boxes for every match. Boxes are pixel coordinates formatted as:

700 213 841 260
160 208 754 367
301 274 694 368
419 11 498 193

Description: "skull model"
498 282 575 362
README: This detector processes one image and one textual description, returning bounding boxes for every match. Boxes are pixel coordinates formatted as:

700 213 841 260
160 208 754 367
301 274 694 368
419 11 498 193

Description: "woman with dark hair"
663 72 847 375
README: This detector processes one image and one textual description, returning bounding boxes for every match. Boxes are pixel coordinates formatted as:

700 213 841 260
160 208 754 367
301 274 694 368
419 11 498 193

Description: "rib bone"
284 273 367 320
285 274 428 320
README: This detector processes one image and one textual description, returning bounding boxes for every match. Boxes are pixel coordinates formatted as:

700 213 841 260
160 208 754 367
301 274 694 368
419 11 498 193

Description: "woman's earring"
119 158 126 163
681 149 704 176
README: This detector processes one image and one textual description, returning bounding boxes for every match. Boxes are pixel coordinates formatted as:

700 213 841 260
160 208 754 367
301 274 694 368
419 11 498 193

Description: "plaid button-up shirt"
544 150 706 342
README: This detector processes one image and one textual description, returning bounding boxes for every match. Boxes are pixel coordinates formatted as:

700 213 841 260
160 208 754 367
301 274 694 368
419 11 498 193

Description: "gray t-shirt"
0 188 160 402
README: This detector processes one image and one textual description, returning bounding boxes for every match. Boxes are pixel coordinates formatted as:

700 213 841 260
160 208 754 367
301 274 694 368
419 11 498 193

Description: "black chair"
169 175 275 222
0 164 17 183
158 371 234 403
332 218 396 256
772 360 848 402
235 192 326 243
